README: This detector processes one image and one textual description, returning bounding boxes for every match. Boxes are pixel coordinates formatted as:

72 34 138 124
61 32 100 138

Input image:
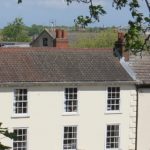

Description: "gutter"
0 81 137 87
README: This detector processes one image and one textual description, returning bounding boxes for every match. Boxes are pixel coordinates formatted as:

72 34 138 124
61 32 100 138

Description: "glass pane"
23 89 27 94
69 88 73 93
69 127 72 132
108 87 111 92
111 143 114 148
116 87 120 92
112 87 116 92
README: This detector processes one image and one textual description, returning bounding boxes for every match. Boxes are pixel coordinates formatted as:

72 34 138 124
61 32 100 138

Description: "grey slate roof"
0 47 133 83
129 53 150 84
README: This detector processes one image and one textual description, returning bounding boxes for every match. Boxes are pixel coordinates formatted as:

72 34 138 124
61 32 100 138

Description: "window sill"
62 112 79 116
105 111 122 115
11 114 30 119
105 148 122 150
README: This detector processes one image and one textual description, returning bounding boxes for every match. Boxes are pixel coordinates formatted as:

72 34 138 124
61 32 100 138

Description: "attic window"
43 38 48 46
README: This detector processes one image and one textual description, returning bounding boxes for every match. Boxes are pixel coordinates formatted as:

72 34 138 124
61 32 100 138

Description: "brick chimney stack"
54 29 68 48
115 32 129 61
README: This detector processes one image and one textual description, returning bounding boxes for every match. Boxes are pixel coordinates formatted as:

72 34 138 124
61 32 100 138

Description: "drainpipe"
135 85 139 150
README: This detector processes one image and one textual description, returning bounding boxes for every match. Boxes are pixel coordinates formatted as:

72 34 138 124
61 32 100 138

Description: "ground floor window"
63 126 77 150
106 124 120 149
13 128 27 150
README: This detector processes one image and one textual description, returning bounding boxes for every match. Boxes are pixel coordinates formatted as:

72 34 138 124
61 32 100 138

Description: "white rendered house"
0 48 136 150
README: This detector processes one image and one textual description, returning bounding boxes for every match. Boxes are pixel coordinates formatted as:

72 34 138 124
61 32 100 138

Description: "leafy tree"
0 123 15 150
18 0 150 53
66 0 150 53
70 28 117 48
2 18 30 42
28 24 44 36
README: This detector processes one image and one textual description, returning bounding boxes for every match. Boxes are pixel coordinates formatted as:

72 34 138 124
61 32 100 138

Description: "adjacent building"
128 53 150 150
30 28 68 48
114 32 150 150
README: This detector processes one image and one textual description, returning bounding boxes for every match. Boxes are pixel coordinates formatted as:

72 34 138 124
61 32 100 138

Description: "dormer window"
43 38 48 46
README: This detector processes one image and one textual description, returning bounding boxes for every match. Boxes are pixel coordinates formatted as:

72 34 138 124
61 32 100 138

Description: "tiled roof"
129 53 150 84
0 47 133 83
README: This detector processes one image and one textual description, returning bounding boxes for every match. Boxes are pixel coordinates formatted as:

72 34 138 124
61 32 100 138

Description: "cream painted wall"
0 84 136 150
138 88 150 150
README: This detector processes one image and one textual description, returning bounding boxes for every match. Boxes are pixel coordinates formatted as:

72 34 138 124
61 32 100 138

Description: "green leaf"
18 0 22 4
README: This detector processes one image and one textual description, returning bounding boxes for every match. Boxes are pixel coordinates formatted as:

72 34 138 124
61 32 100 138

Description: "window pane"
107 87 120 111
106 125 119 149
14 89 28 114
64 88 78 113
63 126 77 150
13 129 27 150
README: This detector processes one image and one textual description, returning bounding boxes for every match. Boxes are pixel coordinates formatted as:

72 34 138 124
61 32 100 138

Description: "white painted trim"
104 112 122 115
12 88 30 118
62 125 78 150
105 123 121 150
11 114 30 118
12 127 28 150
62 113 79 116
63 87 79 114
105 86 122 114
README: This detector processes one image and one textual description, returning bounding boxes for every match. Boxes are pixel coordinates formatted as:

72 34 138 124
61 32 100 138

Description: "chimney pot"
115 32 129 61
62 30 67 39
54 29 69 48
56 29 62 38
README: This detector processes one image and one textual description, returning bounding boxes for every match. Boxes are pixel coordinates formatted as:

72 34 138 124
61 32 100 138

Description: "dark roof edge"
136 81 150 88
0 81 137 87
137 84 150 88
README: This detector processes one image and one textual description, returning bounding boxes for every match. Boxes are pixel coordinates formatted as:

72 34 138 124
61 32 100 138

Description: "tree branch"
145 0 150 13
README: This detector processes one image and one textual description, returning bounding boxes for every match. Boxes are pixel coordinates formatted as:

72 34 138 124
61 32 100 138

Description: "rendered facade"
0 47 137 150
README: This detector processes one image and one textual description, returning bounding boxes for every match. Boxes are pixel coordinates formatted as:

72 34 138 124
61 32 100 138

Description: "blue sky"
0 0 148 28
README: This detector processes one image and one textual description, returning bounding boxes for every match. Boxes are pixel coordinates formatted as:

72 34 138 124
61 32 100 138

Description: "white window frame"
13 128 28 150
105 124 120 150
106 87 121 113
12 89 29 118
63 87 78 115
63 126 77 150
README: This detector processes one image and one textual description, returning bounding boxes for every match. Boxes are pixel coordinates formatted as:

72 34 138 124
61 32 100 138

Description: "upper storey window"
14 89 28 115
107 87 120 111
64 88 78 113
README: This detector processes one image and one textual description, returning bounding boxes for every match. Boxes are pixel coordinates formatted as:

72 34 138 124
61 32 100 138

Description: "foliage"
2 18 30 42
70 28 117 48
28 24 44 36
18 0 149 53
0 123 15 150
8 0 150 52
66 0 150 53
